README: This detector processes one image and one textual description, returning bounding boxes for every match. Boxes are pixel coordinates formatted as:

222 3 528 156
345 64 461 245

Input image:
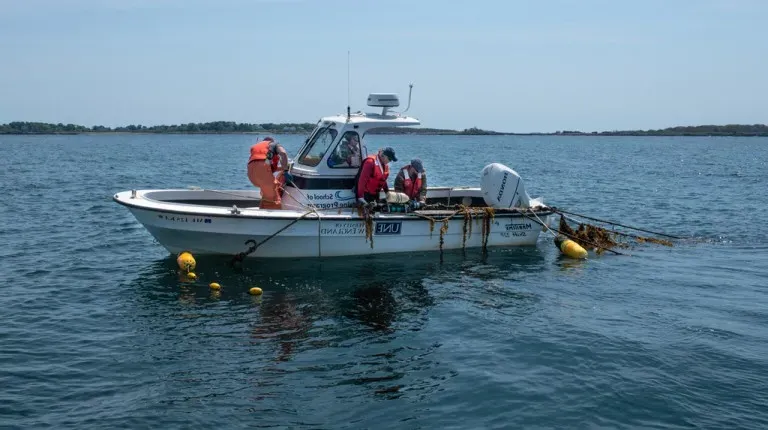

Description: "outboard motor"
480 163 534 209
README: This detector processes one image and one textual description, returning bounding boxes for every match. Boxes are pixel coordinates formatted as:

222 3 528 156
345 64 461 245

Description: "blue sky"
1 0 766 132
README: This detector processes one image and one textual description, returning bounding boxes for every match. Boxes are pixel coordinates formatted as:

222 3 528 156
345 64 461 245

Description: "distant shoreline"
2 122 767 137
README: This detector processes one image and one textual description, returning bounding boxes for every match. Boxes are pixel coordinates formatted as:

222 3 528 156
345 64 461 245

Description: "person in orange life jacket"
394 158 427 208
247 137 294 209
355 147 397 205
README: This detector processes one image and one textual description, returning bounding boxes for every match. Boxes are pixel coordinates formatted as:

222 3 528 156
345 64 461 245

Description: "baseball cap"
382 147 397 162
410 158 424 173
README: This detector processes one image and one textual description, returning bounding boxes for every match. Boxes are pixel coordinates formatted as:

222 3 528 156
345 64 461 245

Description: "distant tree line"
548 124 768 137
367 124 768 136
369 126 504 135
0 121 316 135
1 121 767 136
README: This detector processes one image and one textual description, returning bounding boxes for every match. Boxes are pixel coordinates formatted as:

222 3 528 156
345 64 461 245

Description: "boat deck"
160 195 489 209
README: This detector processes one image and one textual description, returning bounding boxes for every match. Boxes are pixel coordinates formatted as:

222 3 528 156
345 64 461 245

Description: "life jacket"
399 167 423 200
354 154 389 196
249 140 280 172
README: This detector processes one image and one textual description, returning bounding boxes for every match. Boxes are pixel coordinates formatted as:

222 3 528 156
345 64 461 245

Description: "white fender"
385 191 411 204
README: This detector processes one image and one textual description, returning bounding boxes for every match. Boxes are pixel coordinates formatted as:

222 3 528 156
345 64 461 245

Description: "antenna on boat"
346 50 351 121
400 83 414 114
389 83 414 116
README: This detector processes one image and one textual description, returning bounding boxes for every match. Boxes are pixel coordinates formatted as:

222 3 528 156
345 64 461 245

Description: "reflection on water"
342 281 400 332
120 248 550 403
130 247 548 309
5 134 768 428
250 289 314 363
127 248 547 342
556 254 591 273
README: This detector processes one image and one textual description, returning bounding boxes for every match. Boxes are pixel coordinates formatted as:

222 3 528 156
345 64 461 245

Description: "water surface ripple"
1 134 767 429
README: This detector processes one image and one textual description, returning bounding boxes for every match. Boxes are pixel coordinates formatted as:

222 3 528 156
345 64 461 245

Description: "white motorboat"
113 88 555 259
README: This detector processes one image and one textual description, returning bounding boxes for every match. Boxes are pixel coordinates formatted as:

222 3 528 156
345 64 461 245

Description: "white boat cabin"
275 89 535 212
282 92 423 210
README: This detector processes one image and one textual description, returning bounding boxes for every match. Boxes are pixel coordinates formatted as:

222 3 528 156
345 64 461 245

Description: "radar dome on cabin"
367 93 400 115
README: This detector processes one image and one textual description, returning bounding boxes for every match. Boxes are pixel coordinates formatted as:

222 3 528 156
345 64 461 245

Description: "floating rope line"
517 210 629 256
553 208 683 240
558 212 674 247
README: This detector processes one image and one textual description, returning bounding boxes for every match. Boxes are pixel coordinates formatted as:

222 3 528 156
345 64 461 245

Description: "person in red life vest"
247 137 294 209
355 146 397 206
394 158 427 208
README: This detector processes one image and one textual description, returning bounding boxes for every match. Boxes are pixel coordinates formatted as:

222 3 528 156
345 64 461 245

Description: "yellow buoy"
177 251 196 272
209 282 221 290
249 287 263 296
555 236 588 259
186 272 197 280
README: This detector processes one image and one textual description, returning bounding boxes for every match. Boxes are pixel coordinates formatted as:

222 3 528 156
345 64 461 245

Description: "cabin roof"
320 111 420 128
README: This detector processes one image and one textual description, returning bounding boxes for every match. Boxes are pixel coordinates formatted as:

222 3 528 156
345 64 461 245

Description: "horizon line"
2 120 768 135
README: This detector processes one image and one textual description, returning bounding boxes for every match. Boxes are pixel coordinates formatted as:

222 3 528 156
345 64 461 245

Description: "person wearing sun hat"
354 146 397 205
394 158 427 208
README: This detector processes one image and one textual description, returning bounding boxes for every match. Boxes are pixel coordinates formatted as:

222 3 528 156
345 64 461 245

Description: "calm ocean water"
1 133 767 429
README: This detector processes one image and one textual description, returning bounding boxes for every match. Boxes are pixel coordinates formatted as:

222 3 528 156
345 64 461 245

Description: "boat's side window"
327 131 362 169
297 127 338 167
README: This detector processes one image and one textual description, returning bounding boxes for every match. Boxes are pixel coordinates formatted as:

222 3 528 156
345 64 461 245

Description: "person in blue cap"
394 158 427 208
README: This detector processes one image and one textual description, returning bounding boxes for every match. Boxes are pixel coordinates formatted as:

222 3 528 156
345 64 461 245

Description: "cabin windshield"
296 124 338 167
327 130 362 169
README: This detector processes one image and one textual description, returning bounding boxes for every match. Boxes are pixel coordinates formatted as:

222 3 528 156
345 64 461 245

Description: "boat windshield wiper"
304 120 334 144
295 121 336 161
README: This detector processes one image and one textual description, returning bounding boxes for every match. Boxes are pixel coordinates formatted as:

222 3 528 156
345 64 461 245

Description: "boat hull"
119 198 553 259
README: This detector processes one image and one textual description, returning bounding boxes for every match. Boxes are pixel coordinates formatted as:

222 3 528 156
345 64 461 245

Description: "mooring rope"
518 210 629 256
277 183 326 255
411 209 463 223
279 182 321 211
527 208 558 239
553 208 682 240
557 212 674 246
225 176 326 265
229 209 316 265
